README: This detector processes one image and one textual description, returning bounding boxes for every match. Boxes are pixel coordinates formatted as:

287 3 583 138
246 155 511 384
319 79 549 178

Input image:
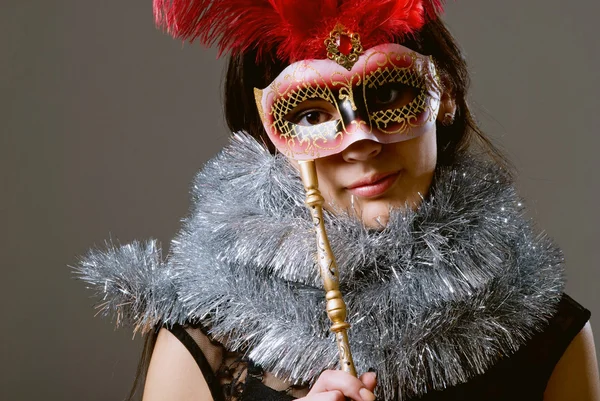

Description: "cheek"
313 157 348 206
399 129 437 174
286 155 347 210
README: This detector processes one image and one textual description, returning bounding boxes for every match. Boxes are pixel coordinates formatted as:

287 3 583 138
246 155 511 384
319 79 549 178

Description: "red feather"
153 0 445 62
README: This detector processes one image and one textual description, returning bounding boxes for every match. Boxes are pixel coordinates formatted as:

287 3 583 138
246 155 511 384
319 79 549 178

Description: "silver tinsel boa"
76 133 564 400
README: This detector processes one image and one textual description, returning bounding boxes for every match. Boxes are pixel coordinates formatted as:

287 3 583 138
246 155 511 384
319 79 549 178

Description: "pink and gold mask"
255 43 442 160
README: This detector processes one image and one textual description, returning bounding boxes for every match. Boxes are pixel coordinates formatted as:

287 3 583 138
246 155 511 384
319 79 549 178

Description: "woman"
77 0 600 400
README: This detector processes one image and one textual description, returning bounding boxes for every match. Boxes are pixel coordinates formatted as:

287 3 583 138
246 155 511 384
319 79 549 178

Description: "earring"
442 112 455 126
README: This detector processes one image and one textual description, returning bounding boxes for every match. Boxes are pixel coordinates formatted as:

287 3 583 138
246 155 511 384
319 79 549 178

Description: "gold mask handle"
298 160 357 377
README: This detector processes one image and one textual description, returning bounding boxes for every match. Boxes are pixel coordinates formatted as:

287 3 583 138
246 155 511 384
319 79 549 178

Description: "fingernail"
367 367 377 375
359 388 376 401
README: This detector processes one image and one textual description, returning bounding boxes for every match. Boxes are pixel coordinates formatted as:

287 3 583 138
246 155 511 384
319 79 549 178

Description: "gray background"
1 1 598 400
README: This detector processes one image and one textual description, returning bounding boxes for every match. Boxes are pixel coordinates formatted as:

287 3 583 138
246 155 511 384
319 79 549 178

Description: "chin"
362 215 390 229
359 205 393 229
358 196 423 229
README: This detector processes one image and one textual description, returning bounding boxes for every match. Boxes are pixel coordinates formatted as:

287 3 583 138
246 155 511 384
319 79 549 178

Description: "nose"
341 139 382 162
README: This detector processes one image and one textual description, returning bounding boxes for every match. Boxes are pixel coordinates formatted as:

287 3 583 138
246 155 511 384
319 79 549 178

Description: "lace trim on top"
180 323 309 400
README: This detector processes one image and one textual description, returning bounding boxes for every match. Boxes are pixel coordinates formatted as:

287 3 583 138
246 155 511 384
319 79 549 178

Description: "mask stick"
298 159 357 377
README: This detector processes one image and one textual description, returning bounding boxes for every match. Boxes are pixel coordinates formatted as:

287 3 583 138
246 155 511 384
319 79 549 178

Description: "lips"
346 171 400 198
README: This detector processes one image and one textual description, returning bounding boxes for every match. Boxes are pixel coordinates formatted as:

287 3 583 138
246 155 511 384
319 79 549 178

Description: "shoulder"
544 322 600 400
143 328 214 401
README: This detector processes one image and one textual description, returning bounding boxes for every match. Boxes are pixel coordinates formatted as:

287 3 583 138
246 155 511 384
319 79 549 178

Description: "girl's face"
310 128 437 228
256 43 454 227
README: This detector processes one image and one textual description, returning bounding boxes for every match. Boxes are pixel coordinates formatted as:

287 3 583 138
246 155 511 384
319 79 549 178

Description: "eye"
292 110 334 126
285 99 339 126
374 86 399 105
367 82 419 110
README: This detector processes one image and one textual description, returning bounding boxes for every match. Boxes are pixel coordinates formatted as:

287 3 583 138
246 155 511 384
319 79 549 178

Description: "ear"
436 90 457 126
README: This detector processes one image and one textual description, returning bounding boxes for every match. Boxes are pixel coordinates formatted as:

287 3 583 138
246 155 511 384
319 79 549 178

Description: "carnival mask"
255 43 442 160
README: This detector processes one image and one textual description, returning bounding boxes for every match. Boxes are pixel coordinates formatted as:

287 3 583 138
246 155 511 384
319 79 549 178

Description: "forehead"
263 43 430 94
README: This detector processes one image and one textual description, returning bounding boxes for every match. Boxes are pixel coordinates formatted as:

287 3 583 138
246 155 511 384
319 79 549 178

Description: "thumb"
359 369 377 392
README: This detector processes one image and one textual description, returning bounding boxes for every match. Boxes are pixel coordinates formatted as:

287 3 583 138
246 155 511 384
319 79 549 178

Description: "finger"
303 390 346 401
359 371 377 393
309 370 376 401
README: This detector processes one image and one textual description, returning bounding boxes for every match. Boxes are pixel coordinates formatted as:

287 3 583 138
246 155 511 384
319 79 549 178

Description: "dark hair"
126 329 158 401
128 15 510 401
224 17 510 171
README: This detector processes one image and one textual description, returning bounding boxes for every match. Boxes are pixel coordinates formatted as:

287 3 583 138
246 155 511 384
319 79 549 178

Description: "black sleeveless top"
167 293 590 401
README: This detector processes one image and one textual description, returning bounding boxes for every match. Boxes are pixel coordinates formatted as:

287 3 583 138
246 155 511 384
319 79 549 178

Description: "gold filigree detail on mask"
324 24 364 71
260 48 442 158
368 91 428 134
332 71 361 112
253 88 265 122
269 80 341 156
362 51 440 135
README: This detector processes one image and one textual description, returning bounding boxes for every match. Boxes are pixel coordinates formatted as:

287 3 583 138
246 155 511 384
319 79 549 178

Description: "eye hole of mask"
284 98 340 127
365 82 420 112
